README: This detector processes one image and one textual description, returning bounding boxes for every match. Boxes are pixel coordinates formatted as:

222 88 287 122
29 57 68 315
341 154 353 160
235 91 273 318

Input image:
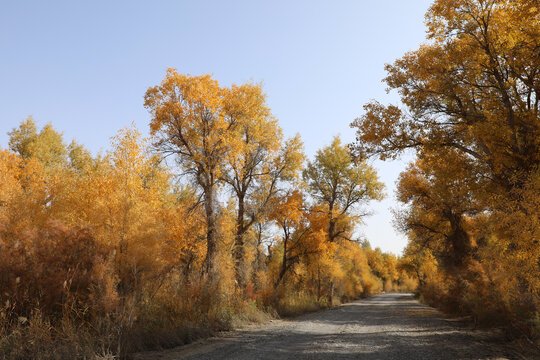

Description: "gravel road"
135 293 526 360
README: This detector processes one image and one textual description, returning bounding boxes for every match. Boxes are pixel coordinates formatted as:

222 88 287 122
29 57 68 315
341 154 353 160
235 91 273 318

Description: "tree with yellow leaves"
145 69 243 277
351 0 539 333
220 83 305 288
269 190 314 288
395 150 482 270
304 136 384 243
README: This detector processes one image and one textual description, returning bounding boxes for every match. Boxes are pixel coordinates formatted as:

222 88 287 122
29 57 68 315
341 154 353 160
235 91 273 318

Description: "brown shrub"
0 220 106 318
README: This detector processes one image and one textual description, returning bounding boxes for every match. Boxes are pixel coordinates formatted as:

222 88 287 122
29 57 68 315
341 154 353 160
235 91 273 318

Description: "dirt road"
136 293 522 359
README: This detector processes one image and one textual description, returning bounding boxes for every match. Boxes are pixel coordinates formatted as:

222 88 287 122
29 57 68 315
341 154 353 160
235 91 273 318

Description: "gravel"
135 293 529 360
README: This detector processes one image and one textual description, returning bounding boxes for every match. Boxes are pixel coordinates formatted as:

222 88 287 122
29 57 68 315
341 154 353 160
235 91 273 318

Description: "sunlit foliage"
352 0 539 338
0 94 402 357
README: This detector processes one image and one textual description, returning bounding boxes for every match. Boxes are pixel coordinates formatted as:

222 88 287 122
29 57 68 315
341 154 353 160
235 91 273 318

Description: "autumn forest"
1 0 539 359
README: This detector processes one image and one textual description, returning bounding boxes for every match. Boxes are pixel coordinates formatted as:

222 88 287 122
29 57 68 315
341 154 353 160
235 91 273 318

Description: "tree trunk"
328 281 334 306
328 202 337 242
317 266 322 300
275 234 288 289
234 197 246 288
203 184 218 279
250 223 267 288
328 218 336 242
443 211 473 269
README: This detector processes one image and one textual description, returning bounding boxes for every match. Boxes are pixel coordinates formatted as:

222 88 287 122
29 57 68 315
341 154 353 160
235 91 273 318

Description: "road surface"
136 293 524 359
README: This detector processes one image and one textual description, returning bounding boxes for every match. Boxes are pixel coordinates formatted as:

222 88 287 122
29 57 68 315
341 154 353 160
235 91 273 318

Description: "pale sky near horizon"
0 0 433 255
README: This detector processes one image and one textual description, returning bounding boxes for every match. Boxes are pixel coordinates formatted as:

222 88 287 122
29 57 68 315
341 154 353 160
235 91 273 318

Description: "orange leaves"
0 149 48 234
224 82 271 128
145 69 226 154
0 119 211 335
0 68 415 357
0 150 24 222
350 102 407 161
353 0 540 184
357 0 540 333
145 69 295 280
270 190 305 228
145 70 222 134
145 69 280 188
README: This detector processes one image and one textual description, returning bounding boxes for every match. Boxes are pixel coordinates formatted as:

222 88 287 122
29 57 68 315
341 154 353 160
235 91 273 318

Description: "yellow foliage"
352 0 540 336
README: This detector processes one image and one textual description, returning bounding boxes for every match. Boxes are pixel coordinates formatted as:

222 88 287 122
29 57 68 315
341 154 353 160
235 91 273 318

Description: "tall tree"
222 83 278 287
350 0 540 330
351 0 539 193
223 118 304 287
145 69 248 277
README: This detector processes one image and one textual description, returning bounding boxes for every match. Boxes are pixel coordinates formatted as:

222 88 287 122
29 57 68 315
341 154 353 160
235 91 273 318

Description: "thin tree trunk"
317 265 321 300
203 184 218 279
275 233 289 289
328 202 337 242
234 197 246 288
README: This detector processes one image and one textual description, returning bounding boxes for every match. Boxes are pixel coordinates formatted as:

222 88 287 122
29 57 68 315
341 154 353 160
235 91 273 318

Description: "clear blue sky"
0 0 432 254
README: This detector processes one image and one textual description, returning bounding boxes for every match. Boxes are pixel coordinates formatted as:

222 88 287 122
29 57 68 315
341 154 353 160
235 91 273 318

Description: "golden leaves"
354 0 540 333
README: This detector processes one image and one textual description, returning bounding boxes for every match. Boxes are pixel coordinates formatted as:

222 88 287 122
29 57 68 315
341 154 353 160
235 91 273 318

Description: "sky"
0 0 433 255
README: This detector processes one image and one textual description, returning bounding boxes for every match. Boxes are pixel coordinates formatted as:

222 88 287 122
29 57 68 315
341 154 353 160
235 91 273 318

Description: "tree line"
1 0 538 358
0 77 412 358
351 0 539 341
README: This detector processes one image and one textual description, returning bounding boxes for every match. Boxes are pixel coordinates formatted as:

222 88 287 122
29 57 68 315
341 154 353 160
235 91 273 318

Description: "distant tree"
67 139 93 173
303 136 384 242
269 190 311 288
8 117 68 170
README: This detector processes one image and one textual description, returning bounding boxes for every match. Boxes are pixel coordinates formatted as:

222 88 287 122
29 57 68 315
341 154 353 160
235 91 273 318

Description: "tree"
351 0 539 194
224 124 305 288
269 190 311 288
220 83 305 288
351 0 539 280
144 69 242 277
67 139 93 173
106 126 174 295
395 150 481 269
46 126 176 297
8 117 68 170
7 116 37 158
303 136 384 242
350 0 539 331
0 149 48 234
